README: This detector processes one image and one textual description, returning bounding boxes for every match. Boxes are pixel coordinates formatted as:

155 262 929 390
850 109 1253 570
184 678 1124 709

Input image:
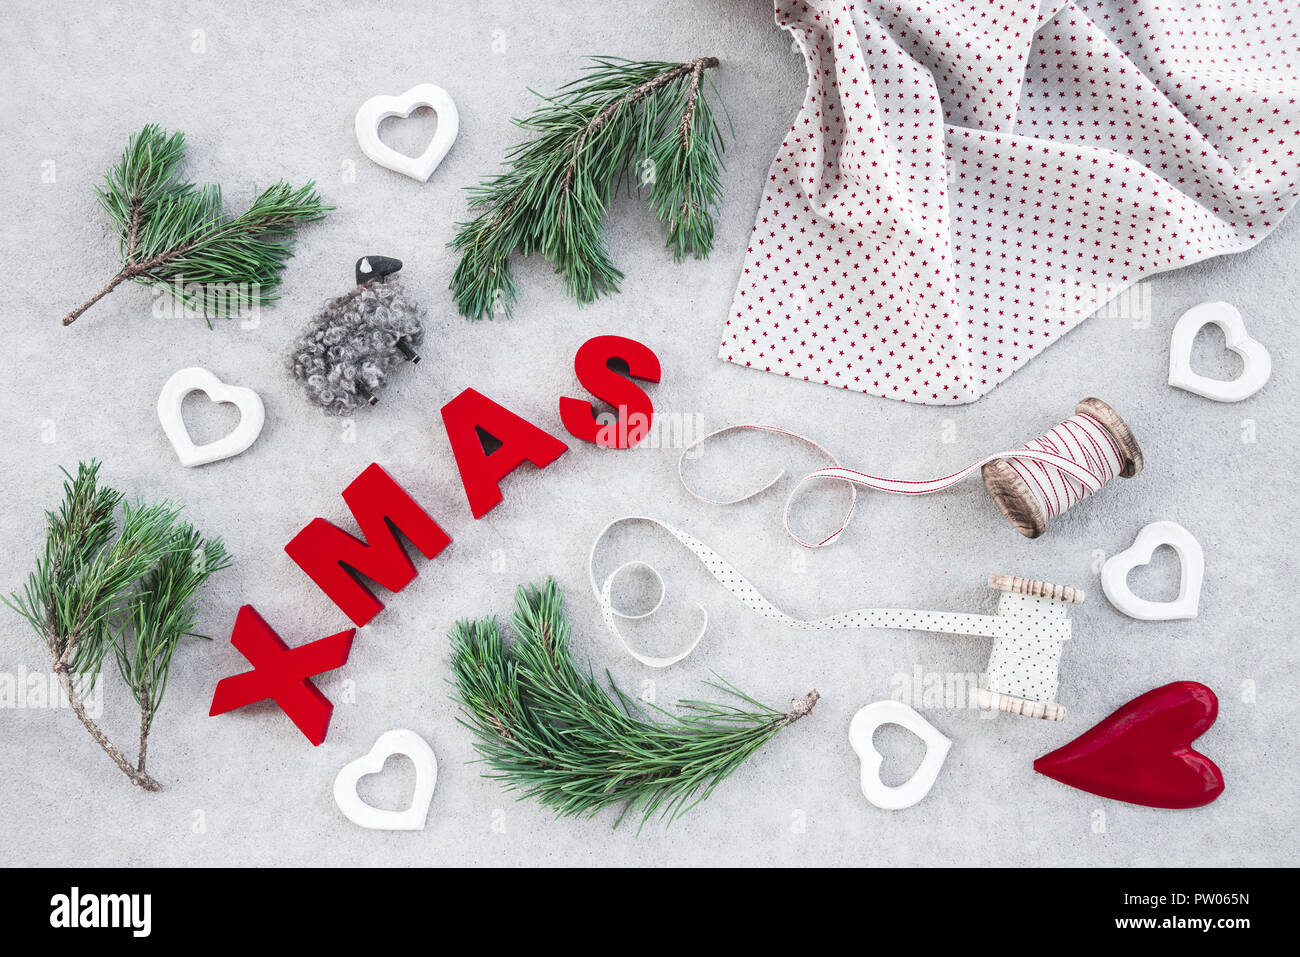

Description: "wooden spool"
981 397 1143 539
987 573 1085 605
971 688 1067 722
972 573 1083 722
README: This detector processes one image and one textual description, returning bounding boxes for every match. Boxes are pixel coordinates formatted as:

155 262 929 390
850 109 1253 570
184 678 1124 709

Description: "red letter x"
208 605 355 746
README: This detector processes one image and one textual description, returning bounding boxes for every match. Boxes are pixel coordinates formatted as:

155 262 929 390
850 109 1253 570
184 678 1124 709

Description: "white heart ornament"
157 367 265 468
1168 301 1271 402
848 701 951 810
333 729 437 831
354 83 459 182
1101 521 1205 621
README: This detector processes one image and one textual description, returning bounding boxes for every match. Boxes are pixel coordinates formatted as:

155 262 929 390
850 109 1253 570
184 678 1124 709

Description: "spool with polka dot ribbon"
589 516 1084 720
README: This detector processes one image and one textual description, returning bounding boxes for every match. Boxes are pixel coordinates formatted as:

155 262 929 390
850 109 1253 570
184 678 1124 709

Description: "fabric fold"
719 0 1300 404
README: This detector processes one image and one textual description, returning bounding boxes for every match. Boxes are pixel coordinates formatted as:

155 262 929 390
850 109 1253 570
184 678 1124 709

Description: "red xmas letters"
210 335 659 743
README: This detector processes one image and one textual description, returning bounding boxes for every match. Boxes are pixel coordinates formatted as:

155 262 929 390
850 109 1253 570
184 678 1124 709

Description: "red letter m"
285 463 451 627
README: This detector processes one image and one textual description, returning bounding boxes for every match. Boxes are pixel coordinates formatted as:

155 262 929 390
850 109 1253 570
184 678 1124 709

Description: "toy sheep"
289 256 425 415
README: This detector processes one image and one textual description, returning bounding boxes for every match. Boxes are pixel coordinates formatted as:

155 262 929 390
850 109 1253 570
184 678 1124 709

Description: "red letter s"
559 335 661 448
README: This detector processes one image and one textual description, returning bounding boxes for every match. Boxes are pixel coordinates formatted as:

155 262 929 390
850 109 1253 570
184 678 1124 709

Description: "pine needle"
60 124 331 327
448 579 817 831
3 461 230 790
449 56 728 320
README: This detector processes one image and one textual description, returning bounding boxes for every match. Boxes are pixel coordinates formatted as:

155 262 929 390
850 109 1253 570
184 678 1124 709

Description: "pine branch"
449 56 727 320
111 524 230 736
60 124 331 327
4 462 228 791
448 579 816 830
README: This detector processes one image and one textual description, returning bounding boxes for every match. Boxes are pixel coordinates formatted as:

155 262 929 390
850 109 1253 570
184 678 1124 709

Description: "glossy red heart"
1033 681 1224 809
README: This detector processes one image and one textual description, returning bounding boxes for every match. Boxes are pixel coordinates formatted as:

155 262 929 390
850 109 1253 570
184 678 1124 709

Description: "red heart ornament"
1033 681 1224 809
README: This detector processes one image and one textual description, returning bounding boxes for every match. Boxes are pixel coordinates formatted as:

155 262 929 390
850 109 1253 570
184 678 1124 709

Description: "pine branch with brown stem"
60 124 330 327
5 462 229 790
449 56 728 320
449 579 816 831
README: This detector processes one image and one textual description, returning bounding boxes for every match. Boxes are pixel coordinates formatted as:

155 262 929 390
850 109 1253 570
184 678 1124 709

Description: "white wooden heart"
848 701 951 811
1168 301 1271 402
157 367 265 468
354 83 459 182
333 729 437 831
1101 521 1205 621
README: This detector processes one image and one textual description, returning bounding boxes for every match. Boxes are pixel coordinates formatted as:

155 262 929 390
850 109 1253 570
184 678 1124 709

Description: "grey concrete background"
1 0 1296 867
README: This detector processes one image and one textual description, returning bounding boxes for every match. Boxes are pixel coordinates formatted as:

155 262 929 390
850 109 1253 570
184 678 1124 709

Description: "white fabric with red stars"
719 0 1300 404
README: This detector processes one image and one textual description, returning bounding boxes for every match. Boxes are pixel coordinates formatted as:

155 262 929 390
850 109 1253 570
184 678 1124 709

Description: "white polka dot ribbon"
589 514 1072 700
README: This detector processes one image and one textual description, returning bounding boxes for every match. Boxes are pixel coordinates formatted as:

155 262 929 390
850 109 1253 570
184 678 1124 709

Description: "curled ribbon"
588 515 1071 669
676 417 1120 548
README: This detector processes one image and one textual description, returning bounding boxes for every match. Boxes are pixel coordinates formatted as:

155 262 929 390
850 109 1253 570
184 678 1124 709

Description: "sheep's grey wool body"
289 276 426 415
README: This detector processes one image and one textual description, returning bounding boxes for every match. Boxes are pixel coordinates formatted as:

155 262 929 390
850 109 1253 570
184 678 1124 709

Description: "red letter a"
441 388 568 519
285 463 451 627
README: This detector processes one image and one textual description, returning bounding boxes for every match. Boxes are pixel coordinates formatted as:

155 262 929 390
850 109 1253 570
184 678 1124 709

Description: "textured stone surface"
1 0 1295 866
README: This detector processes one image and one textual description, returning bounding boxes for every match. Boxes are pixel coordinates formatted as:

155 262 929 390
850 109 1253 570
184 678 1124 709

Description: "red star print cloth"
720 0 1300 403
